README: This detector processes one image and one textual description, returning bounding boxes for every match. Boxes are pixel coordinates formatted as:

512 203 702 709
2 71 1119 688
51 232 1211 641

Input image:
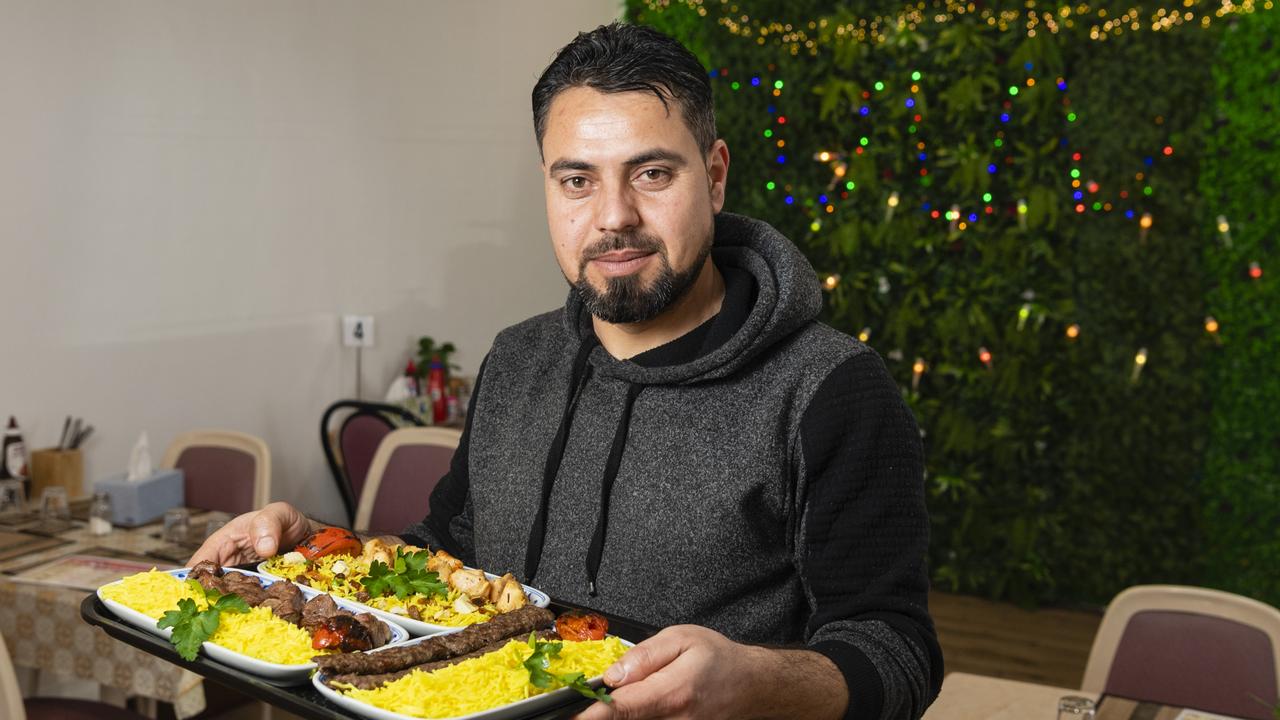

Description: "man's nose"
594 182 640 234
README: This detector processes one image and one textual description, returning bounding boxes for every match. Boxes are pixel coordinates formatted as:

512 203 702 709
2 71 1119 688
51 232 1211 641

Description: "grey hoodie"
404 212 942 719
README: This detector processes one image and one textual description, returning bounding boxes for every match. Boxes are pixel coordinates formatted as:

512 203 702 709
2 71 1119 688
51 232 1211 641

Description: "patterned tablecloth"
0 511 224 718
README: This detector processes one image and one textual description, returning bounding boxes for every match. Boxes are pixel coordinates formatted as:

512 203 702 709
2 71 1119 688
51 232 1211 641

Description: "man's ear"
707 139 730 212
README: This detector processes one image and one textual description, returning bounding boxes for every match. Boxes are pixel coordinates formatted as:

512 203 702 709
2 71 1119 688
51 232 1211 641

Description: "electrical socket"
341 315 374 348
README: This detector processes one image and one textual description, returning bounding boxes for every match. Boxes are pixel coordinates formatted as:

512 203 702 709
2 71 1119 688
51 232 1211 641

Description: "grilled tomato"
295 527 362 561
556 610 609 641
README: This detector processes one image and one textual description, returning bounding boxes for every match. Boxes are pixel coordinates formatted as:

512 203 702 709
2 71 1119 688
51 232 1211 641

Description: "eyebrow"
548 148 690 176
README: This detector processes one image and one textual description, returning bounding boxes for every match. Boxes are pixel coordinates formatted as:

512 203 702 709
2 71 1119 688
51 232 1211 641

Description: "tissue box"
95 469 185 527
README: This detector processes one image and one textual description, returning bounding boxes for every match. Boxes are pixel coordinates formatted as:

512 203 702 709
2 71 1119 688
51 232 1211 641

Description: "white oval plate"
310 634 632 720
97 567 409 684
257 561 550 638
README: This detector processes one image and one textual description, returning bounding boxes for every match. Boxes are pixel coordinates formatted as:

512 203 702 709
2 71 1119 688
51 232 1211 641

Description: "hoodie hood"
561 212 824 385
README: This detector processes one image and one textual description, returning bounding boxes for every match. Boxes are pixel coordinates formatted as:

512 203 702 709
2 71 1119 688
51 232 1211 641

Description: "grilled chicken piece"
447 568 491 601
426 549 463 583
487 573 514 604
360 538 395 567
494 579 528 613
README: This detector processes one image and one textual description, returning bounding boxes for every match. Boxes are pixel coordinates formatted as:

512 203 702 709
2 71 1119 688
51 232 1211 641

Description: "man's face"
540 87 728 324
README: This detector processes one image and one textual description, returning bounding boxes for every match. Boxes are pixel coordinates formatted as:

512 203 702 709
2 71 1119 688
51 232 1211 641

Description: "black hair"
532 22 716 156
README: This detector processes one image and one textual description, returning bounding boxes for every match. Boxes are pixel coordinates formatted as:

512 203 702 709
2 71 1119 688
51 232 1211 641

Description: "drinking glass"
0 480 25 517
40 486 70 522
163 508 191 544
203 513 230 539
1057 696 1096 720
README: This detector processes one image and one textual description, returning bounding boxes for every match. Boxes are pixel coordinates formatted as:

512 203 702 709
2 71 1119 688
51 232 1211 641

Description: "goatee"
574 230 711 324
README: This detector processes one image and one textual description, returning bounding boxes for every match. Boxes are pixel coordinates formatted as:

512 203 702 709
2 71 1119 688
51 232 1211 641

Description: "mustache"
581 232 665 262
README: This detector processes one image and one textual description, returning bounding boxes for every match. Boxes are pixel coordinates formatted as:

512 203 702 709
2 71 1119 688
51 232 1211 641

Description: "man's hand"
573 625 849 720
187 502 316 567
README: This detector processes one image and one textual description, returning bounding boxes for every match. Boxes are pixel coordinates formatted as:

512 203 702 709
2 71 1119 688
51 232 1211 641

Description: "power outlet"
341 315 374 348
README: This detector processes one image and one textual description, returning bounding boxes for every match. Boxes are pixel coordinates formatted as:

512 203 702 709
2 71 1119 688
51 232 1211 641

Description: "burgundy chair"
321 401 424 525
1082 585 1280 719
160 430 271 514
353 427 460 535
2 632 146 720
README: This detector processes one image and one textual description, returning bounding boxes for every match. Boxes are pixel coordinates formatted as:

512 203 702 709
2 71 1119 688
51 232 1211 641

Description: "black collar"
630 265 757 368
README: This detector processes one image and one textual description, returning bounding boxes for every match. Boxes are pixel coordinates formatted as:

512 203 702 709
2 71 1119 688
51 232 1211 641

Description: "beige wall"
0 0 622 523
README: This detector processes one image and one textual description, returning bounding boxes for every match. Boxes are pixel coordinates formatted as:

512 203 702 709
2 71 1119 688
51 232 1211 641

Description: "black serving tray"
81 592 658 720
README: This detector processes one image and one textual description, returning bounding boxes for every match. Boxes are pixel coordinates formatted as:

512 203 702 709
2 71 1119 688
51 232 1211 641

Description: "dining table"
924 672 1252 720
0 505 227 718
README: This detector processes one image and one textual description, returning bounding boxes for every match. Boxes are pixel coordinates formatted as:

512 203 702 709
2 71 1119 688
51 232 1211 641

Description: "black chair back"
320 400 424 524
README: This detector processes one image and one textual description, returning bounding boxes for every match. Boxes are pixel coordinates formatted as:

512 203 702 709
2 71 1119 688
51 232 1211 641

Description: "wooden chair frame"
354 427 461 532
160 429 272 511
1082 584 1280 693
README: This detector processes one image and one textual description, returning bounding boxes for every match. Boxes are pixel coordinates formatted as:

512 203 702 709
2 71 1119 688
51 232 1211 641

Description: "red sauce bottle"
426 360 447 424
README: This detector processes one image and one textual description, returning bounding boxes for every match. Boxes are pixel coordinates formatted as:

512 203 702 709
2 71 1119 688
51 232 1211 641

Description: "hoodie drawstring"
585 382 642 596
524 339 596 582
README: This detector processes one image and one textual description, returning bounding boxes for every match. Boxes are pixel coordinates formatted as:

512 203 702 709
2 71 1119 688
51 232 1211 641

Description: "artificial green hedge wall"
626 0 1277 606
1199 9 1280 604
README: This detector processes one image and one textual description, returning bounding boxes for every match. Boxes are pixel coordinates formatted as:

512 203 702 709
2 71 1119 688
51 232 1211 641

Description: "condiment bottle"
426 360 447 425
89 492 113 536
0 416 29 499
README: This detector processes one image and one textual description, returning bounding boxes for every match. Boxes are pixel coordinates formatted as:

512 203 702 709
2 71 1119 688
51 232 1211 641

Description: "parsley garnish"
156 581 250 661
523 633 613 703
363 548 447 600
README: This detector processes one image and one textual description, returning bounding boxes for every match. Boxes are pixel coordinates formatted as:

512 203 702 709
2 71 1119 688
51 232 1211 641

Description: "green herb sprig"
523 633 612 703
156 580 250 661
363 548 447 600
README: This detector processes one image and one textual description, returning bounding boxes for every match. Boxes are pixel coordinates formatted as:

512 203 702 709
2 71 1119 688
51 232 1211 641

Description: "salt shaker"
88 491 113 536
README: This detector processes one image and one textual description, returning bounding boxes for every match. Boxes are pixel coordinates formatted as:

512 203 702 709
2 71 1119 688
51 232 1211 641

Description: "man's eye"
639 169 670 183
563 176 588 189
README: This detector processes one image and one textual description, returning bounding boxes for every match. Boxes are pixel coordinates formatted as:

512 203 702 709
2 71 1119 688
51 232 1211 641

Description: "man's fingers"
603 626 692 687
574 663 691 720
250 511 283 558
572 699 615 720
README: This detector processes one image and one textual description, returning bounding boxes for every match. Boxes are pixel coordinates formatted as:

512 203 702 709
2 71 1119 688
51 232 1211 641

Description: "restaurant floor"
930 590 1103 688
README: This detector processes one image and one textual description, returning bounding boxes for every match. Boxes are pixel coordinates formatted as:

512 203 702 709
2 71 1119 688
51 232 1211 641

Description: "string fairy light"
691 41 1258 388
1131 347 1149 382
640 0 1271 56
1139 212 1154 242
1017 304 1033 331
1204 315 1222 344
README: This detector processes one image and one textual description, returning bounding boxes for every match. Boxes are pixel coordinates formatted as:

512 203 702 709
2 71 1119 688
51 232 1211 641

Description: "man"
193 22 942 720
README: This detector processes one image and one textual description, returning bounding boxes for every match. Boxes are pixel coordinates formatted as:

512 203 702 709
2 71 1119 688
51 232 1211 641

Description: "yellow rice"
101 570 322 665
338 637 628 718
263 554 492 627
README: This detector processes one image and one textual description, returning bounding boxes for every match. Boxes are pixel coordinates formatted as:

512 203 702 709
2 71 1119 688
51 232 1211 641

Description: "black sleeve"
798 350 944 720
399 355 486 565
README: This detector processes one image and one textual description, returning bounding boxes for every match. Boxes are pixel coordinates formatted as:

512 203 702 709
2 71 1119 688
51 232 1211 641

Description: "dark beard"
574 230 712 324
